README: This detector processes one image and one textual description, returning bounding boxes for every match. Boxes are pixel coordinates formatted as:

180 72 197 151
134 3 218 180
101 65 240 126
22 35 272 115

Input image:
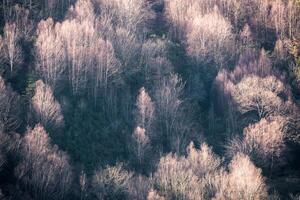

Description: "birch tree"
97 0 154 36
154 74 190 153
186 7 234 67
15 124 73 200
136 87 154 133
1 23 23 75
35 18 66 88
131 126 150 166
36 0 121 101
31 80 64 129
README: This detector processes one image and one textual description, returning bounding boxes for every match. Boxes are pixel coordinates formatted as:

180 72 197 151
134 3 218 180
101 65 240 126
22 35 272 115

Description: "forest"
0 0 300 199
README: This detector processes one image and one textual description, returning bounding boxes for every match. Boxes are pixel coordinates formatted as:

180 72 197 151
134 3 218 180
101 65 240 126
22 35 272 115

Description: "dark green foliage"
60 102 131 172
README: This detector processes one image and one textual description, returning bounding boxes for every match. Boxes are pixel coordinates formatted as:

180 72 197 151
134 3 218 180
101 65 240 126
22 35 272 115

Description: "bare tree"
67 1 122 97
257 49 272 76
96 0 154 36
154 153 202 200
154 74 191 153
128 175 152 200
186 7 235 67
92 163 133 200
240 23 254 47
36 0 121 101
154 142 268 200
36 2 78 90
1 22 23 75
244 117 286 163
164 0 200 38
271 0 287 38
94 0 155 80
164 0 220 38
91 37 121 101
211 49 268 134
215 153 268 200
232 75 286 119
273 39 290 68
136 87 154 132
0 131 21 173
15 124 73 200
230 48 272 82
0 37 5 70
112 27 141 69
4 5 34 41
79 170 87 200
186 142 222 178
154 142 224 200
227 117 286 169
35 18 66 88
147 189 165 200
66 0 95 22
141 38 172 84
0 76 21 132
31 80 64 129
141 39 168 69
286 0 300 39
131 126 150 165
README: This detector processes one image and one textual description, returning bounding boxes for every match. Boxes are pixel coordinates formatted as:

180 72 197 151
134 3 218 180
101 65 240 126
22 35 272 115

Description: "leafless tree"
36 0 121 102
154 74 191 153
273 39 291 68
154 153 202 200
232 75 286 119
1 22 23 75
0 4 34 42
0 131 21 173
131 126 150 165
147 189 165 200
31 80 64 129
92 163 133 200
35 18 66 88
154 142 226 200
0 37 5 70
15 124 73 200
66 0 95 22
128 175 152 200
141 39 168 69
257 49 272 76
271 0 287 38
230 48 272 82
141 39 172 84
286 0 300 39
164 0 220 38
96 0 154 37
186 142 222 178
227 117 286 169
112 27 141 69
215 153 268 200
94 0 155 79
186 7 235 67
79 170 87 200
164 0 199 38
0 76 21 132
240 23 254 47
136 87 154 132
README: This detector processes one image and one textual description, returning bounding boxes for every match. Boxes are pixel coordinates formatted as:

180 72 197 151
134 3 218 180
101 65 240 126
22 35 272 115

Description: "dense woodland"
0 0 300 199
